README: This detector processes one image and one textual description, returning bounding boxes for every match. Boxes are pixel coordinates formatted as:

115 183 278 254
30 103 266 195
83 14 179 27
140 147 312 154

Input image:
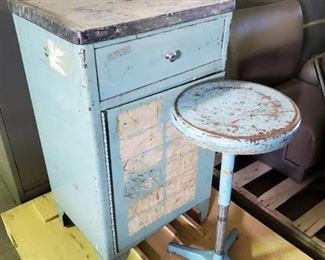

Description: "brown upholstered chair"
226 0 325 182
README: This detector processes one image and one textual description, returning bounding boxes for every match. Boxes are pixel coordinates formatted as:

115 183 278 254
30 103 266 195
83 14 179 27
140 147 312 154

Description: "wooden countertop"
8 0 235 44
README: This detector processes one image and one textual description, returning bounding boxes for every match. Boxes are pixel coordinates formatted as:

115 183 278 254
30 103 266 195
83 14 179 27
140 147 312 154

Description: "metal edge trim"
8 0 235 45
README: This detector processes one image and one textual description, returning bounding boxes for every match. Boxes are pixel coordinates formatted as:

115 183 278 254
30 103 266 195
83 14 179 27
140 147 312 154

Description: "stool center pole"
215 153 236 255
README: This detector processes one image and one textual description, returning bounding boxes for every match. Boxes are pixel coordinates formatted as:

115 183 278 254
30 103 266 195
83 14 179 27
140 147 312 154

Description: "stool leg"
215 153 237 257
167 153 238 260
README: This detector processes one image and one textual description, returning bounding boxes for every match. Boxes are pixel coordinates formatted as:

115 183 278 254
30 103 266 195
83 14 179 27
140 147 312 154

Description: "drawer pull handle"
165 51 180 62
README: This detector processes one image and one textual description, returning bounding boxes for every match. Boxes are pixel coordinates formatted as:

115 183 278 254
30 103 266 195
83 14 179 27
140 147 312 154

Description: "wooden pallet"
1 189 309 259
214 157 325 259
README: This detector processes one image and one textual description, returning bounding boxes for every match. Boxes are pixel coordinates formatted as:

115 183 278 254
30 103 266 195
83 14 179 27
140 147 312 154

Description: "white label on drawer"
107 46 131 62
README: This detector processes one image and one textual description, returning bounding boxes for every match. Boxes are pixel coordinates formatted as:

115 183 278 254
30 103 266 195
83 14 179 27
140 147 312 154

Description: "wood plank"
1 189 309 260
306 219 325 237
137 240 161 260
32 194 59 223
163 225 184 244
312 237 325 249
257 173 320 210
139 226 184 260
233 161 271 188
128 248 150 260
170 215 211 247
179 214 206 237
294 199 325 234
233 178 325 259
1 193 98 260
235 187 258 201
233 184 296 228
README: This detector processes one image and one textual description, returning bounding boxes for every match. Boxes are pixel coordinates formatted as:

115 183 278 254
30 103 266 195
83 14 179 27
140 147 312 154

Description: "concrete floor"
0 177 20 260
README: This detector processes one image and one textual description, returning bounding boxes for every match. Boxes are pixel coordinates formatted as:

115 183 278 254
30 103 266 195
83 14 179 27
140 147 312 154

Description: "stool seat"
171 80 301 155
168 80 301 260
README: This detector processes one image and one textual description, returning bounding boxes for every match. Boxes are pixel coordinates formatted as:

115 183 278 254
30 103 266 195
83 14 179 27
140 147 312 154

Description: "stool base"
168 228 239 260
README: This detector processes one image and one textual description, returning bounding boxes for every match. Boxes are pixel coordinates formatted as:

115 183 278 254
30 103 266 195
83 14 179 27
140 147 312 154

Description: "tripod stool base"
168 228 239 260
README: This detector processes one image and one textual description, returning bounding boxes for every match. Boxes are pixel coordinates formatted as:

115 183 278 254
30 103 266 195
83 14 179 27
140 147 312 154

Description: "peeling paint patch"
127 179 164 236
128 204 164 236
123 146 163 181
165 139 197 213
120 124 163 160
118 100 161 137
166 169 196 213
117 101 199 237
166 150 198 181
124 168 162 200
128 187 164 217
167 136 196 160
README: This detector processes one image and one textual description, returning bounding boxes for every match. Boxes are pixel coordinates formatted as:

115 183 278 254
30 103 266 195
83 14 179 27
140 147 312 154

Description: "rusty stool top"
171 80 301 155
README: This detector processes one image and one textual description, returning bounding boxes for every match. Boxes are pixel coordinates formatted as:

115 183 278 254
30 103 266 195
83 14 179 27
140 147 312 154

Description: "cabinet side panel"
13 15 113 259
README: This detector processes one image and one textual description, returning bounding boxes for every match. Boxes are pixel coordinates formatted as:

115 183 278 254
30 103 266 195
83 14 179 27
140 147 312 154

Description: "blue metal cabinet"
9 0 234 258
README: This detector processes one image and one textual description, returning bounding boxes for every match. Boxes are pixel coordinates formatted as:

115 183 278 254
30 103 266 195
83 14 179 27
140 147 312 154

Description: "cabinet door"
104 84 214 251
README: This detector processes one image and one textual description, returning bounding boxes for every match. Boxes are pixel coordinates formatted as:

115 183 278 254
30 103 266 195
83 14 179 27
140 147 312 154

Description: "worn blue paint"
171 80 301 155
168 80 301 259
12 9 233 260
218 153 234 207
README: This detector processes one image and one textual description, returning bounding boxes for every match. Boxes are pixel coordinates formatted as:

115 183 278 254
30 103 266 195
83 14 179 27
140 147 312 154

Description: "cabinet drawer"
95 15 230 101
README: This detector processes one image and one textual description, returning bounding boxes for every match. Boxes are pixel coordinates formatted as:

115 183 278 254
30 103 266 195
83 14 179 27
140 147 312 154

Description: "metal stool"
168 80 301 260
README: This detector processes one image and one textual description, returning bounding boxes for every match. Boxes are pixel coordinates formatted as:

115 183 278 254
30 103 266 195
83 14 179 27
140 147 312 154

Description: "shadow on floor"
0 177 20 260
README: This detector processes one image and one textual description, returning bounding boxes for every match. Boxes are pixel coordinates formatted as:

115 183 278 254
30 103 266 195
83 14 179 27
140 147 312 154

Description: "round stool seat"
171 80 301 155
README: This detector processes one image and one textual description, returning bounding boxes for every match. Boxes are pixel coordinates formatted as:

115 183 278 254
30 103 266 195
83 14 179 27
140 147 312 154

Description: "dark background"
236 0 325 65
0 0 49 202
